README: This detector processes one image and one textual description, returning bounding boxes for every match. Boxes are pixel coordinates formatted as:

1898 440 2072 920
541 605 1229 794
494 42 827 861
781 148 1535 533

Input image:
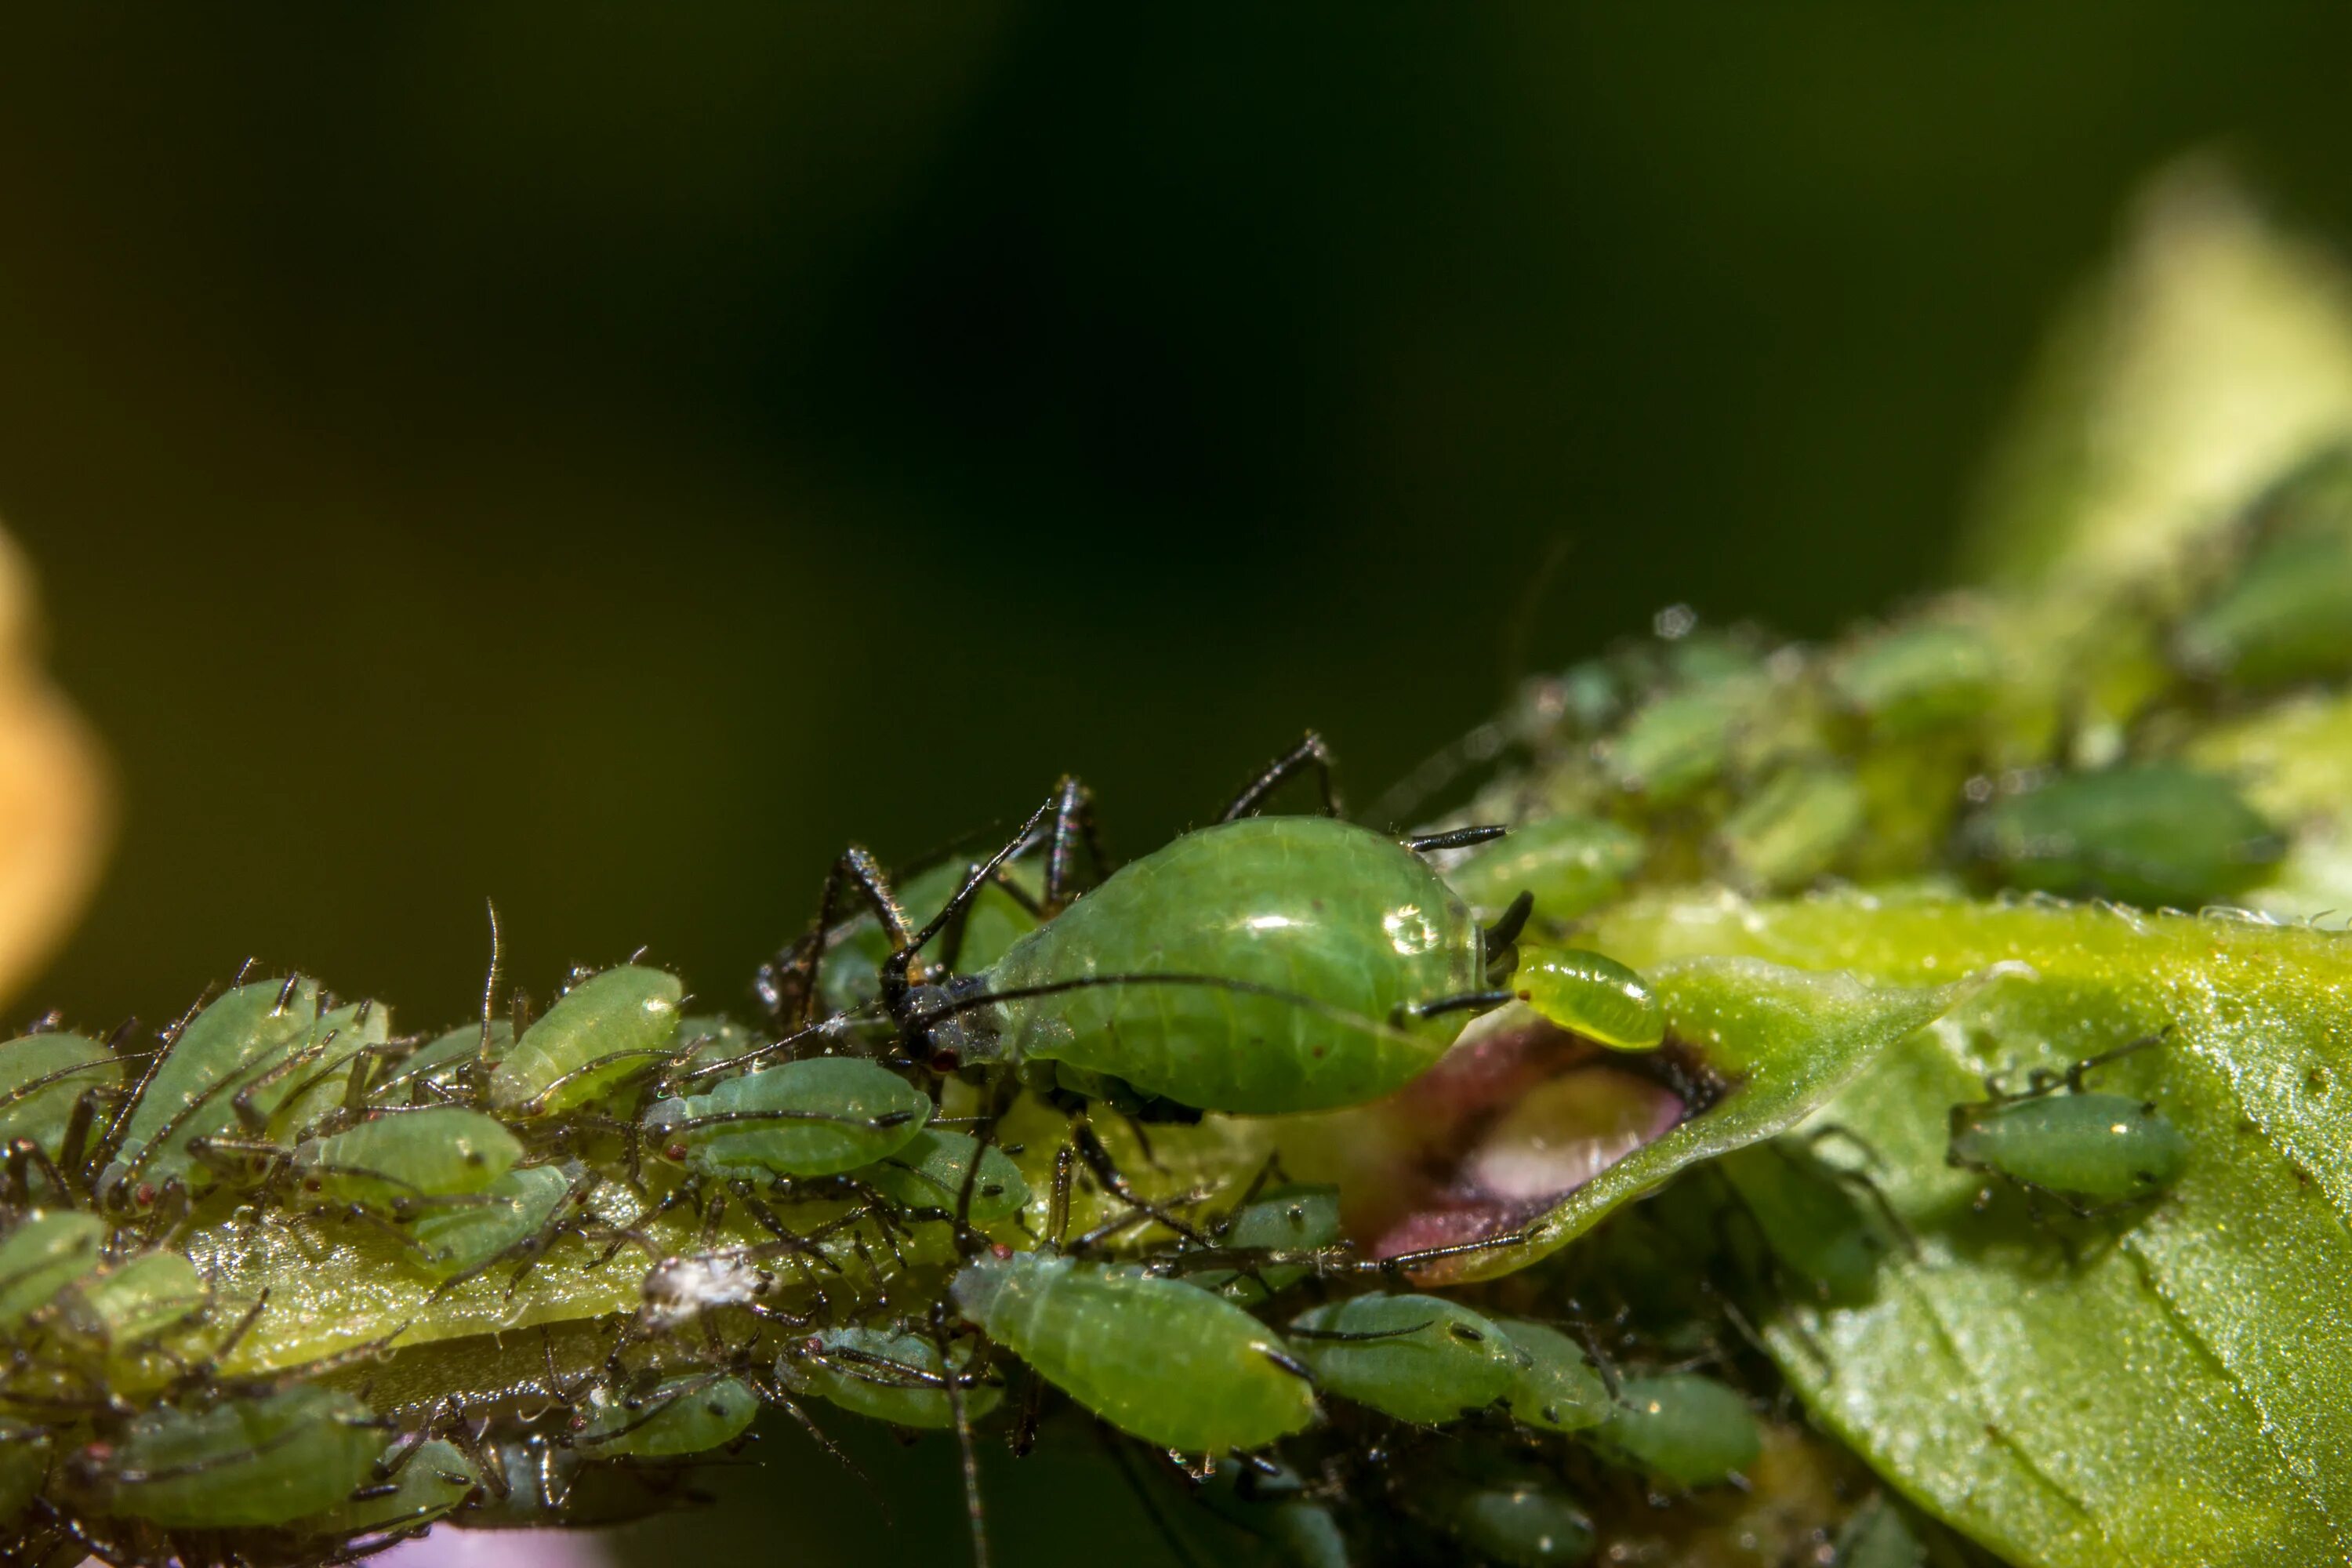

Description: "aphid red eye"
133 1183 155 1207
665 1142 688 1162
990 1242 1014 1261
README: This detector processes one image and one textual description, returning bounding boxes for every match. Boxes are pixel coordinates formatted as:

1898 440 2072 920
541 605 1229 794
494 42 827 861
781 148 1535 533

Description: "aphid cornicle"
488 964 683 1118
645 1055 932 1180
949 1250 1316 1453
1590 1373 1762 1489
73 1385 385 1528
1287 1293 1524 1425
291 1106 523 1212
778 1326 1004 1428
1947 1038 2188 1211
974 815 1495 1114
1511 946 1665 1051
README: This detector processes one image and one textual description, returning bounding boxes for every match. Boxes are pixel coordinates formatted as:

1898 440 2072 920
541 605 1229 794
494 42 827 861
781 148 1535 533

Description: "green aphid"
1947 1042 2187 1210
289 1436 477 1538
981 816 1490 1115
0 1209 105 1330
951 1250 1316 1453
855 1128 1029 1226
0 1420 50 1525
1833 1493 1931 1568
1441 815 1646 924
48 1250 212 1370
778 1326 1003 1429
818 858 1044 1017
572 1374 759 1458
371 1019 512 1105
1494 1319 1610 1433
1715 764 1865 891
1603 684 1746 802
0 1032 119 1163
1961 763 2284 908
292 1107 522 1212
1414 1462 1596 1567
1187 1183 1341 1304
1197 1456 1351 1568
250 999 393 1143
406 1161 584 1283
1288 1294 1523 1426
1830 619 2002 735
1590 1373 1762 1489
1512 946 1664 1051
77 1385 383 1528
1721 1139 1905 1306
647 1056 931 1180
2174 445 2352 689
100 975 321 1211
489 964 682 1119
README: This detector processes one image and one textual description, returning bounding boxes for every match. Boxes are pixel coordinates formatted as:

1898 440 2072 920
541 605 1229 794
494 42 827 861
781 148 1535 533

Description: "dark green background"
0 9 2347 1563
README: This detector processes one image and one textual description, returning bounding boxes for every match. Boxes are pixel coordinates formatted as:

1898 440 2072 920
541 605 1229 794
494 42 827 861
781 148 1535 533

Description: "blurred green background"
2 9 2350 1563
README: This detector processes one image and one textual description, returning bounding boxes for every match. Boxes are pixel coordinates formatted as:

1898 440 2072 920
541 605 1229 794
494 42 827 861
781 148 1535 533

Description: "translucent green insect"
0 1030 121 1166
855 1128 1030 1226
406 1160 588 1287
488 964 682 1119
289 1435 477 1539
646 1056 931 1180
975 815 1501 1114
1439 814 1646 924
1510 946 1664 1051
1713 764 1865 892
1287 1293 1523 1425
291 1106 523 1213
0 1209 105 1330
1589 1373 1762 1489
1947 1038 2188 1211
1411 1460 1596 1567
71 1385 385 1527
1828 618 2002 735
1493 1319 1609 1434
1182 1182 1342 1304
98 975 321 1212
1602 683 1746 802
2172 443 2352 689
950 1249 1316 1452
0 1419 50 1525
572 1373 760 1458
1960 763 2283 908
777 1325 1004 1428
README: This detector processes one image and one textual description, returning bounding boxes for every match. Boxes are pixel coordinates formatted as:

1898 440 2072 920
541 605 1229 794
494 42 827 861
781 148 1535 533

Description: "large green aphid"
975 815 1497 1114
1493 1318 1610 1433
1589 1373 1762 1490
950 1250 1316 1452
0 1031 120 1165
96 975 321 1212
406 1160 587 1285
1510 946 1664 1051
488 964 682 1119
572 1373 760 1458
645 1056 932 1180
1441 815 1646 924
1287 1293 1523 1425
0 1210 104 1329
778 1326 1004 1428
1946 1039 2188 1210
1960 763 2283 908
290 1106 523 1212
855 1128 1029 1226
68 1385 384 1528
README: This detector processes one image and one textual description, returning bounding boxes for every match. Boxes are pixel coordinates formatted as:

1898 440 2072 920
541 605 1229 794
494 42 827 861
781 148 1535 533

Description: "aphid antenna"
1220 731 1341 822
2065 1028 2172 1094
93 989 215 1174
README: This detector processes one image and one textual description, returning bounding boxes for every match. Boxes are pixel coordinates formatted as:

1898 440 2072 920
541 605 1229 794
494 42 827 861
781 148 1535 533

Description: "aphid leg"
1069 1117 1212 1245
1219 730 1340 821
1008 1363 1045 1459
2 1138 72 1209
1802 1122 1888 1170
228 1043 327 1134
1047 1142 1076 1248
56 1083 116 1187
2066 1030 2170 1094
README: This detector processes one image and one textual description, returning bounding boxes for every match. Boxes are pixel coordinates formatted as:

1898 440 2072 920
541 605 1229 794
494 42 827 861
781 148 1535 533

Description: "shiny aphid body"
1592 1372 1762 1490
1288 1292 1524 1425
645 1055 931 1181
778 1325 1004 1428
1510 946 1665 1051
1947 1037 2187 1210
490 964 682 1119
69 1386 386 1529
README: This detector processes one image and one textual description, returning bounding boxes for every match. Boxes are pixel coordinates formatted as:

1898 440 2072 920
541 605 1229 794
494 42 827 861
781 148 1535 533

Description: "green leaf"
1594 891 2352 1567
